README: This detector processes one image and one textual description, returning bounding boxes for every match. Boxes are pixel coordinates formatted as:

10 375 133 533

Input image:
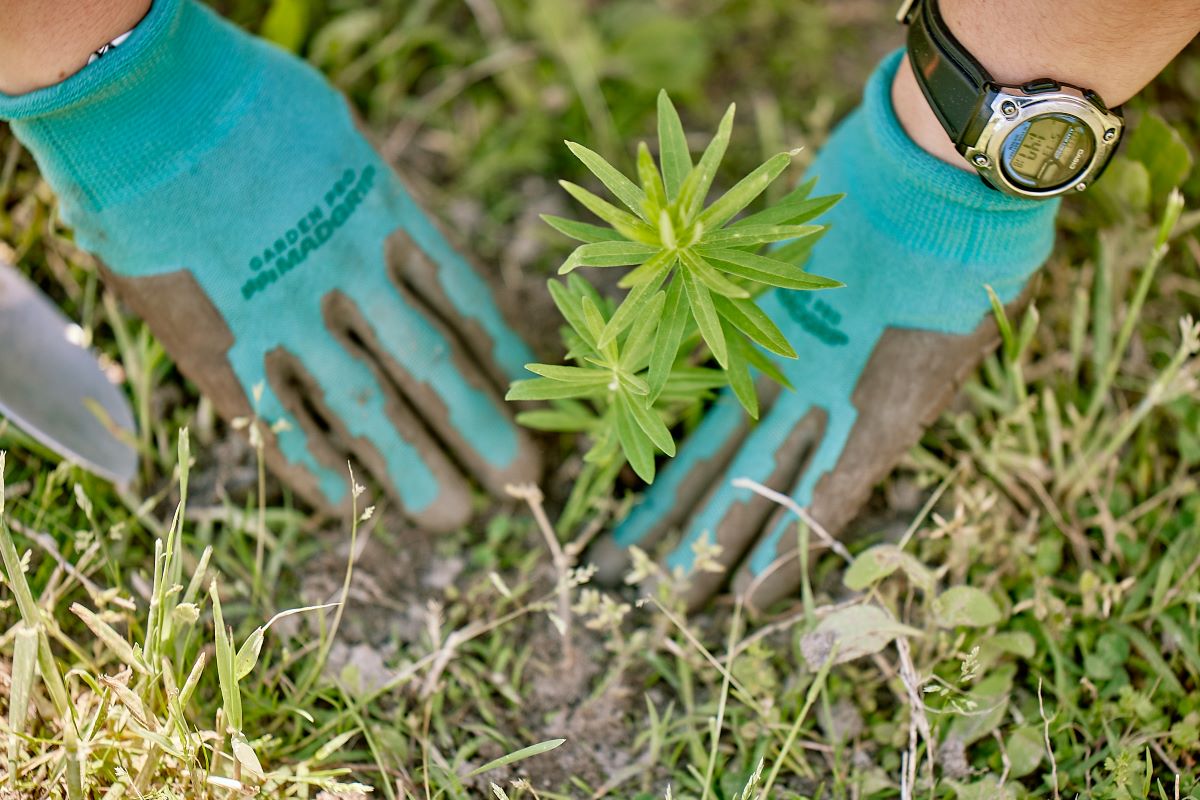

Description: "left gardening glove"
0 0 540 529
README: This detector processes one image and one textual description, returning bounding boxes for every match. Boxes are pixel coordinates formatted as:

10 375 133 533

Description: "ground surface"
1 2 1200 798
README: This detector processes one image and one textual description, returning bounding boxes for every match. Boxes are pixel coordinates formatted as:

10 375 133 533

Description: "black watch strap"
901 0 991 145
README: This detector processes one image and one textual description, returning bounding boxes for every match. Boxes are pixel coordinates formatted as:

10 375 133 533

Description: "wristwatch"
898 0 1124 199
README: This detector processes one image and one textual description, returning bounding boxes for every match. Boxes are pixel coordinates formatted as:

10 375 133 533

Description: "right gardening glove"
0 0 540 529
596 50 1061 609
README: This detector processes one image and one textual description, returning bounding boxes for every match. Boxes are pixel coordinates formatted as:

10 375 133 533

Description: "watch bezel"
962 86 1123 199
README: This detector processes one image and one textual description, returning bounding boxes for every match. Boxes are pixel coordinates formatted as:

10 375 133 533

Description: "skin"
0 0 151 94
894 0 1200 170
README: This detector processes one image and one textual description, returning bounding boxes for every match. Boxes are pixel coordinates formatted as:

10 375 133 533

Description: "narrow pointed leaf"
700 247 843 290
657 90 693 201
658 366 728 400
547 279 597 349
616 393 657 482
697 152 792 229
561 241 660 272
770 226 827 266
566 141 649 219
701 224 822 248
677 103 735 221
648 278 689 401
625 394 675 456
680 249 750 299
506 378 607 401
681 267 727 367
730 192 841 229
744 342 792 389
523 364 613 385
638 141 667 214
620 290 666 372
541 214 625 243
560 181 658 243
713 295 796 358
723 322 758 419
619 249 676 288
598 257 673 349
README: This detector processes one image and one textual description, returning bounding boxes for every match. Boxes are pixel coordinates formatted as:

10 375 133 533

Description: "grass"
2 1 1200 798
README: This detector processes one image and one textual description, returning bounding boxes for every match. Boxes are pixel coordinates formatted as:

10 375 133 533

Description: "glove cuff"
845 49 1060 268
0 0 265 211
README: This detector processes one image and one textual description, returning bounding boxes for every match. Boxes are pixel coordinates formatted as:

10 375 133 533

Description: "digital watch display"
899 0 1123 199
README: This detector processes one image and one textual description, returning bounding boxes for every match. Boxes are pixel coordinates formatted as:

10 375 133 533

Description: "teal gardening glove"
600 51 1060 609
0 0 539 528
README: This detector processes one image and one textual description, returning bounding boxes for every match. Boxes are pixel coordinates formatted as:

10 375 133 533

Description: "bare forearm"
0 0 151 94
894 0 1200 169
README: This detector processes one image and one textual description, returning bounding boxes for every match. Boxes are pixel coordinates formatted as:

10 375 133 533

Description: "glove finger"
265 327 474 532
330 274 539 496
591 392 753 584
663 397 829 610
383 192 534 383
732 319 1010 611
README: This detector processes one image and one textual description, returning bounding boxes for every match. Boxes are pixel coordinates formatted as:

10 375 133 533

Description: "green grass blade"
466 738 567 778
657 90 693 201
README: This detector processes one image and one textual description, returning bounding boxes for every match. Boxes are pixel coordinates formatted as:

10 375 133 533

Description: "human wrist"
0 0 151 94
890 56 973 172
0 0 279 211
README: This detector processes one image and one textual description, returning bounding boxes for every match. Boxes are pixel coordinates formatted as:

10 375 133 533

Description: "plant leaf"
524 364 613 385
677 103 735 221
657 90 693 201
560 181 658 243
700 247 843 291
742 341 792 390
680 249 751 299
615 393 656 482
681 267 727 367
637 141 667 214
561 241 660 272
541 214 625 243
712 294 796 358
506 378 607 401
657 366 728 400
799 605 920 668
701 224 821 248
697 151 792 229
624 393 675 456
598 257 673 349
722 322 758 418
769 226 827 266
620 289 667 372
932 586 1003 628
566 140 649 219
547 279 597 350
731 192 841 229
467 738 567 778
648 278 689 401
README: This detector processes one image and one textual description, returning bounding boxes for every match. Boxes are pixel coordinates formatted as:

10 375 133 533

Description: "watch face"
1000 113 1096 191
